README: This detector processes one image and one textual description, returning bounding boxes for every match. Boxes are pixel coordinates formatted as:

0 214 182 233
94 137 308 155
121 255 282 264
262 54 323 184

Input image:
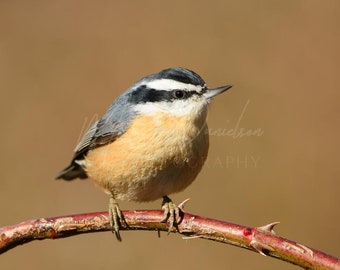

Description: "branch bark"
0 210 338 270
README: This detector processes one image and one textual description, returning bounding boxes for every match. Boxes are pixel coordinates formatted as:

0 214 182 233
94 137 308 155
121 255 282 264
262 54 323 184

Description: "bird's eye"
173 90 185 99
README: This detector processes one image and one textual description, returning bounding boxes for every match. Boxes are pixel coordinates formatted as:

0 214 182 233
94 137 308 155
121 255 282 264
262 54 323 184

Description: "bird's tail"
56 162 87 180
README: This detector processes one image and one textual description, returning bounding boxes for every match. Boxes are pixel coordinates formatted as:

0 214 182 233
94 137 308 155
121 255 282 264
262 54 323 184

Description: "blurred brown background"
1 1 339 269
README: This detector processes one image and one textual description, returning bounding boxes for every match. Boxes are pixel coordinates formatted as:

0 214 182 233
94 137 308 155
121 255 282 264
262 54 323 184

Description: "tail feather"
56 163 87 180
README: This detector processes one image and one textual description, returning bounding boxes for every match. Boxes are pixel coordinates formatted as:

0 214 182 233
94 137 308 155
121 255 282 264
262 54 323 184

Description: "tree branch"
0 210 338 269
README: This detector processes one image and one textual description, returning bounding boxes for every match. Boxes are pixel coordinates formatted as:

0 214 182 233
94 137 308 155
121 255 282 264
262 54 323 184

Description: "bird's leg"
161 196 182 233
109 196 124 241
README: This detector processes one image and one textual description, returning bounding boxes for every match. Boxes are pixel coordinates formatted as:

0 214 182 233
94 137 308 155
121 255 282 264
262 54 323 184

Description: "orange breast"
85 112 209 201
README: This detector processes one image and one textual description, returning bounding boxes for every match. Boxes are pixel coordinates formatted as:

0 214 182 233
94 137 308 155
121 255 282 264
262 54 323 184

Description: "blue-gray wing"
56 95 135 180
73 120 98 155
73 118 127 155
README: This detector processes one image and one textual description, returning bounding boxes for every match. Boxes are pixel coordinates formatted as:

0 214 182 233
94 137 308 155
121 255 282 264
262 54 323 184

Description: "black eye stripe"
172 89 198 99
128 85 199 104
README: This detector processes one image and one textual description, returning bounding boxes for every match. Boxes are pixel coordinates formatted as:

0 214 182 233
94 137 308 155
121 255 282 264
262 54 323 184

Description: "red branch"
0 210 339 270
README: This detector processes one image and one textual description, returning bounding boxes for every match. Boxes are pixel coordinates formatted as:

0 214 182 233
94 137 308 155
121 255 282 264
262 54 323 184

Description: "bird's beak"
203 85 233 99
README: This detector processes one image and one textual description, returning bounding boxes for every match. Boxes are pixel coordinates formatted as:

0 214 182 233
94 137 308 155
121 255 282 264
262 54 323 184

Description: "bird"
56 67 232 241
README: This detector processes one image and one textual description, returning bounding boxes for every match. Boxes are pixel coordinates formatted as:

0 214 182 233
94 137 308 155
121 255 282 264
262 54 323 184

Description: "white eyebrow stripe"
145 79 204 92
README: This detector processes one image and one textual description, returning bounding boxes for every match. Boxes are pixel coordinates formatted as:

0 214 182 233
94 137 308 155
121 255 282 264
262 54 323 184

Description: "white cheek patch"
133 98 208 116
145 79 205 93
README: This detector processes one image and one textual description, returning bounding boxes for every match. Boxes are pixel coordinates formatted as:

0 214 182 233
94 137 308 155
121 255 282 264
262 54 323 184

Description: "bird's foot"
161 196 183 233
109 197 125 241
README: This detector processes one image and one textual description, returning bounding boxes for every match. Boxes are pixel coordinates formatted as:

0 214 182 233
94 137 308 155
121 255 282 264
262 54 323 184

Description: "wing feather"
56 94 135 180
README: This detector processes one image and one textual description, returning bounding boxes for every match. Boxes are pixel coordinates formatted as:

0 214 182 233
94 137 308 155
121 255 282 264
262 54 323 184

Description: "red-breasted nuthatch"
56 67 232 240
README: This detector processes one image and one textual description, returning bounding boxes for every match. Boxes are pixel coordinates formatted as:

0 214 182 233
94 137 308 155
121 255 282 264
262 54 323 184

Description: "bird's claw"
109 197 125 241
161 196 183 233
